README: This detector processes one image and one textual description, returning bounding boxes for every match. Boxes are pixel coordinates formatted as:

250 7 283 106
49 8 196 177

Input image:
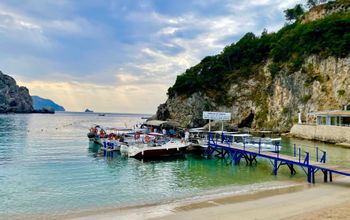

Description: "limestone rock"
0 71 34 113
156 55 350 132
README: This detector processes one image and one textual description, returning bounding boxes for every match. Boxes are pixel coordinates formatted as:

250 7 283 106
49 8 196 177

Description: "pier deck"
206 133 350 183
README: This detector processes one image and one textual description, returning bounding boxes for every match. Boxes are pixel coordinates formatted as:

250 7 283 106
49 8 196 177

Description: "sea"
1 112 350 219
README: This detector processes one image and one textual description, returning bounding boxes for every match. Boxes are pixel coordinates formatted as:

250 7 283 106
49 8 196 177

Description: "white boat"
125 137 189 159
225 134 281 152
188 129 239 151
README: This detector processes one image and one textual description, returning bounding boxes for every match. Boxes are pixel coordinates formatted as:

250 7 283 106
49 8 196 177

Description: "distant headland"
32 96 65 112
0 71 64 114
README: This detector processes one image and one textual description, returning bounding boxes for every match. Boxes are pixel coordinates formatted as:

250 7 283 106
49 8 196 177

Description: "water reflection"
0 115 30 165
282 137 350 167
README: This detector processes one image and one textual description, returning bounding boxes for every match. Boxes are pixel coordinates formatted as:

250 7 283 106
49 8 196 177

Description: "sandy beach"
65 176 350 220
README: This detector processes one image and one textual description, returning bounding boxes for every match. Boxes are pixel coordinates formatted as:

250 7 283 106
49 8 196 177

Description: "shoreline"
154 176 350 220
63 181 307 220
68 177 350 220
4 177 350 220
4 181 304 220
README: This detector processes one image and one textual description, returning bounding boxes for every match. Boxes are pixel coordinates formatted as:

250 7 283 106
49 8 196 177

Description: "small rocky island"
0 71 34 113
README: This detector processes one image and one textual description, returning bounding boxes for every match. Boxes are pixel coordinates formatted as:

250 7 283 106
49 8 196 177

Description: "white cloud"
0 11 42 32
18 79 167 113
1 0 306 113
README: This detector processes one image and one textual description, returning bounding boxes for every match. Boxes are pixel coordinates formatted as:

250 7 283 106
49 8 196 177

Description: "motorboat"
188 129 239 152
125 134 189 159
224 134 282 152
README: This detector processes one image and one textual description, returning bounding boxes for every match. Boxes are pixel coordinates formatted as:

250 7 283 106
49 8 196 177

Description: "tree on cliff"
284 4 305 22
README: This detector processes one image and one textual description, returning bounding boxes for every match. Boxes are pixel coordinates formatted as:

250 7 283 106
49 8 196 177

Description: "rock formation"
155 1 350 132
0 71 34 113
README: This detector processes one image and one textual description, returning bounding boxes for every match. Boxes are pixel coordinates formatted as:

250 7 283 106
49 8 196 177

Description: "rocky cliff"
0 71 34 113
156 1 350 132
157 55 350 131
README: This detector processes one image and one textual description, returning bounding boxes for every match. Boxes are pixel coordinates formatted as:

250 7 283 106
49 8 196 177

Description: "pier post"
323 170 328 182
330 172 333 182
298 148 301 163
272 160 278 175
287 164 296 175
316 147 319 162
294 144 296 157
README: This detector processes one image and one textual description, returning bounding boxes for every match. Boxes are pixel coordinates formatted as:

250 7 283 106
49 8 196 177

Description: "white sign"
203 111 231 121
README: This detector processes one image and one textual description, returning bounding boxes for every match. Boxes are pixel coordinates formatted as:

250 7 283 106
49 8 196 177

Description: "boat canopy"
189 127 206 132
143 120 180 128
227 134 252 137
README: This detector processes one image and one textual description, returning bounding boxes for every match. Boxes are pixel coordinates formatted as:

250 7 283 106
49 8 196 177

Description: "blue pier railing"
206 132 349 184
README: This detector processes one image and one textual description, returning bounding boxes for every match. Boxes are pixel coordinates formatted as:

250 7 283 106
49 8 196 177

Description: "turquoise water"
1 112 349 218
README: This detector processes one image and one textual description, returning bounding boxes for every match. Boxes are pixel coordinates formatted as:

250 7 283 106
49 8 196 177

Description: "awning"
143 120 180 128
308 111 350 117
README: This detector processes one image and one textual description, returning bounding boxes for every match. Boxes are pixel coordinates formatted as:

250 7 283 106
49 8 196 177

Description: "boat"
187 128 208 152
123 131 189 159
224 134 282 152
187 129 239 152
98 113 105 116
127 138 189 159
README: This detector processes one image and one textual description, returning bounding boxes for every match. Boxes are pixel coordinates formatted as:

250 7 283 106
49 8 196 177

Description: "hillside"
32 96 65 111
156 1 350 131
0 71 33 113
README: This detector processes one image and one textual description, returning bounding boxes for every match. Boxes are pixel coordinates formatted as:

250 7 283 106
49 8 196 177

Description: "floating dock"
206 133 350 183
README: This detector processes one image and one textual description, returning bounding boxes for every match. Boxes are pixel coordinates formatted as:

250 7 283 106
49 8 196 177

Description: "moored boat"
224 133 282 152
127 139 189 159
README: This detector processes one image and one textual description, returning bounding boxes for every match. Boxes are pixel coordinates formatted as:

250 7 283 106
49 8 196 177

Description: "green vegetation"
338 89 346 96
168 1 350 104
284 4 305 22
300 94 312 103
282 107 291 115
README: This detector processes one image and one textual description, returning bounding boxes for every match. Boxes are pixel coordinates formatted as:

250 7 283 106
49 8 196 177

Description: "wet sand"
152 177 350 220
7 178 349 220
66 177 350 220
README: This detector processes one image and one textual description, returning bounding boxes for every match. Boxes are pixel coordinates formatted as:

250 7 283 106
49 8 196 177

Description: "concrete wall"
290 124 350 144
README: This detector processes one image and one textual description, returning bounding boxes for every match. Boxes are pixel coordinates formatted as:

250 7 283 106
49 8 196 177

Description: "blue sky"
0 0 302 113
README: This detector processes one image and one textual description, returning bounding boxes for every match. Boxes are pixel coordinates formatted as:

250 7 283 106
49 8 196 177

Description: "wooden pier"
206 133 350 183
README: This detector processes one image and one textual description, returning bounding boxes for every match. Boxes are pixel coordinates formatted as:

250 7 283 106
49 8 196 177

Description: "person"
169 128 175 138
185 129 190 143
154 128 157 133
162 128 167 136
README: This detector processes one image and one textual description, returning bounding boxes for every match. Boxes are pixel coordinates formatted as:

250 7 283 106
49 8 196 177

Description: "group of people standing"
149 127 175 137
149 127 190 143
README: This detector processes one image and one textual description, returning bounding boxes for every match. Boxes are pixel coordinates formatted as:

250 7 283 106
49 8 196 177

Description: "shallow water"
0 112 349 217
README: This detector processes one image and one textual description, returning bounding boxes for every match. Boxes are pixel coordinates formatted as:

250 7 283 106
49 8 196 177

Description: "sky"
0 0 303 114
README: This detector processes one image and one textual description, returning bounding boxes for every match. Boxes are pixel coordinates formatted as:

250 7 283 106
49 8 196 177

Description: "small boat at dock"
127 138 189 159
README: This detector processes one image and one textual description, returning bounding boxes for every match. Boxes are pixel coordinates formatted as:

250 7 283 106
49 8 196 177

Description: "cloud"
18 79 167 114
1 0 305 113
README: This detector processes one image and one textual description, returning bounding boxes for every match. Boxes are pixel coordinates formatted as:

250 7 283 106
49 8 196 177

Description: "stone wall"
290 124 350 144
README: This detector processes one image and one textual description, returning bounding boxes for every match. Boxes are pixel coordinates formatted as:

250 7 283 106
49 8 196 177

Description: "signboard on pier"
203 111 231 121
